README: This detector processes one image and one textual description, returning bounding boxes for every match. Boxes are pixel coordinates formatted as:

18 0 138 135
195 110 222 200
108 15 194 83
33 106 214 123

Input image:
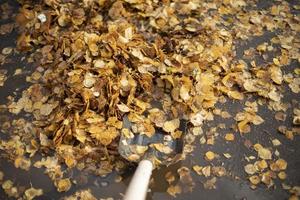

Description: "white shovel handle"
124 160 153 200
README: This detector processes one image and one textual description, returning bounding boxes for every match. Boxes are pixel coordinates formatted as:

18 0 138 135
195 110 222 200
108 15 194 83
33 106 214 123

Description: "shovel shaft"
123 160 153 200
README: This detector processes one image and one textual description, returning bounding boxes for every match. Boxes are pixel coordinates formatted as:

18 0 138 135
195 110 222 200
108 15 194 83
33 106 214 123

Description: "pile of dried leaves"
0 0 299 199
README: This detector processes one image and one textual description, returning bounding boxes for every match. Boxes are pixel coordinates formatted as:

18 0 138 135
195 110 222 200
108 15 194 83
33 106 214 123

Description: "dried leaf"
205 151 215 161
162 119 180 133
167 185 182 197
56 178 72 192
24 187 43 200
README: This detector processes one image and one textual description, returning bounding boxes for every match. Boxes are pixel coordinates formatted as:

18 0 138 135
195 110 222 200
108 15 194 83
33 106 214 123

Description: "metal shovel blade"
118 115 185 166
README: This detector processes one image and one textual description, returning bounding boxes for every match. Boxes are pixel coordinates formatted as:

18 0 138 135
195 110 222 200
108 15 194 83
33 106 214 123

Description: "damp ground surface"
0 0 299 200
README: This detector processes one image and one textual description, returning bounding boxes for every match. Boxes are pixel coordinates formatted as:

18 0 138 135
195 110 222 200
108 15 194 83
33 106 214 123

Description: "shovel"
119 115 185 200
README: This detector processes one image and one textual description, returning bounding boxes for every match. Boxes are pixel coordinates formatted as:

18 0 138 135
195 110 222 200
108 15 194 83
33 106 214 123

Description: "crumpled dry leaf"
192 165 203 176
203 177 217 189
24 187 43 200
14 156 31 171
162 118 180 133
117 103 130 113
56 178 72 192
2 180 19 198
165 171 175 184
269 65 283 84
244 163 257 175
249 175 261 185
235 107 264 133
258 147 272 160
1 0 299 197
202 166 211 177
224 133 235 141
205 151 215 161
177 167 195 192
190 112 204 126
0 70 7 87
0 171 3 181
152 143 173 154
88 125 119 146
167 185 182 197
293 108 300 125
40 103 58 116
148 109 166 128
212 166 226 177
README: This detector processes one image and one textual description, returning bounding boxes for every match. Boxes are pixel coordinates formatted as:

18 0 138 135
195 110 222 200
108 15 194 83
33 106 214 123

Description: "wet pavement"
0 0 299 199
